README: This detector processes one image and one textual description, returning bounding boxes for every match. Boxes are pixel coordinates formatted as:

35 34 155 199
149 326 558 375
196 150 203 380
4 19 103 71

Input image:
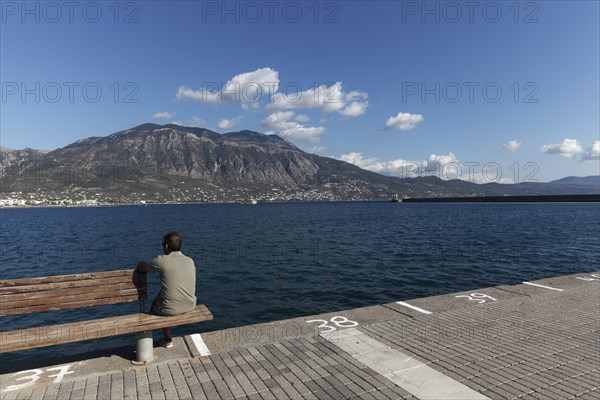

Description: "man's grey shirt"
148 251 197 315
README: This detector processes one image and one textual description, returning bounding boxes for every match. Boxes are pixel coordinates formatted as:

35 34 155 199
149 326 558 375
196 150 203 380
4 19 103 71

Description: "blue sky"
1 0 598 182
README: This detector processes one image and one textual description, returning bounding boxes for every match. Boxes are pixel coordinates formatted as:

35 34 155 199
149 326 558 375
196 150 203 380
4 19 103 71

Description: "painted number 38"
306 316 359 333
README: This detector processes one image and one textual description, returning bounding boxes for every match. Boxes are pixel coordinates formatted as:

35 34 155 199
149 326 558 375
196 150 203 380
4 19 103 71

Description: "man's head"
162 231 182 254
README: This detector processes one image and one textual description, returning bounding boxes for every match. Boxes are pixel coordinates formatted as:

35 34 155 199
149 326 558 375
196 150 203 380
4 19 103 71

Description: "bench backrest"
0 269 146 317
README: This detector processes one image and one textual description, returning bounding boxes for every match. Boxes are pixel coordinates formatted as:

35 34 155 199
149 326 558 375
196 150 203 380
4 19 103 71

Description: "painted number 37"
6 365 74 392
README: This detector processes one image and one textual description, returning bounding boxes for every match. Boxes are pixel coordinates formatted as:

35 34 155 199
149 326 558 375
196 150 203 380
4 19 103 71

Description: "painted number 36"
306 316 358 333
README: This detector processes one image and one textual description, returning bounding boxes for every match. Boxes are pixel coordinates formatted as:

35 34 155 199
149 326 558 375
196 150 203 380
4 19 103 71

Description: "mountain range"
1 123 598 204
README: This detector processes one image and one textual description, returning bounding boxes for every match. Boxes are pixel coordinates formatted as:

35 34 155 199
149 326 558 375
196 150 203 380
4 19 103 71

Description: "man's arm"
137 258 160 273
136 261 152 273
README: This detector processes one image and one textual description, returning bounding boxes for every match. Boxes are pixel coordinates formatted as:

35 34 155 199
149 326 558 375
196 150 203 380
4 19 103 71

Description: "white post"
132 330 155 364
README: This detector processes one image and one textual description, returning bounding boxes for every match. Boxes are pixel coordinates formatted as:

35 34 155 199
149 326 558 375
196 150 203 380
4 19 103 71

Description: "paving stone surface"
1 271 598 399
362 278 600 399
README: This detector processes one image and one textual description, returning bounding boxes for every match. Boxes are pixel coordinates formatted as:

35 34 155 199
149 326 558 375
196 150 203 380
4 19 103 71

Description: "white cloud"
540 138 600 161
501 140 522 151
218 116 244 130
581 140 600 161
153 111 175 119
541 138 583 158
339 152 390 170
268 82 368 117
262 111 325 143
176 67 280 108
337 152 514 184
303 145 328 155
340 100 369 117
382 112 424 131
338 152 454 177
294 114 311 123
424 153 458 171
190 116 207 127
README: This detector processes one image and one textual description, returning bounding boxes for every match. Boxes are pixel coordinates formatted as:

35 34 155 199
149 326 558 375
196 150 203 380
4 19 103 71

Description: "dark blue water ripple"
1 202 599 365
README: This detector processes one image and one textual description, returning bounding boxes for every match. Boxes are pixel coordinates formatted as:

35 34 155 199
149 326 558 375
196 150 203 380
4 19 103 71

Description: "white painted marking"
190 333 211 356
307 316 359 333
523 282 563 291
455 293 497 304
3 364 77 392
307 319 336 333
395 301 433 315
330 316 359 328
577 274 600 281
46 365 74 383
5 369 43 392
323 328 490 400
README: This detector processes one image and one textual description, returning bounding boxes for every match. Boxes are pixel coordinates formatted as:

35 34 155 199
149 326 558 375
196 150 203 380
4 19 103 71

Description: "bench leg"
132 330 155 365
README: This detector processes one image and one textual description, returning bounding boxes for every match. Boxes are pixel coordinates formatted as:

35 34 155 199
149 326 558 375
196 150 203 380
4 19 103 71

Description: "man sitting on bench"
136 231 197 348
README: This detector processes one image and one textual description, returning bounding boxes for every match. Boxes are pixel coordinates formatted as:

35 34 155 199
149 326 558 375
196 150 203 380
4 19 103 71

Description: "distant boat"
239 199 258 205
391 194 402 203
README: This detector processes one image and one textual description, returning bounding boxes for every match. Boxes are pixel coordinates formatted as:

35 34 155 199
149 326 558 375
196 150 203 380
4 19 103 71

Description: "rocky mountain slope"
1 124 598 204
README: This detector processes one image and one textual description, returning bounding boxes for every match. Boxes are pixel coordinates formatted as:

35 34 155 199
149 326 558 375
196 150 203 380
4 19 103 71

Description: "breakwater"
403 193 600 202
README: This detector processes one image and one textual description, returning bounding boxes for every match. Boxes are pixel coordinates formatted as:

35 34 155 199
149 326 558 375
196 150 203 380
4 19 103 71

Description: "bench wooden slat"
0 295 143 316
0 288 145 314
0 305 213 352
0 270 133 287
0 282 144 303
0 276 141 295
0 270 146 316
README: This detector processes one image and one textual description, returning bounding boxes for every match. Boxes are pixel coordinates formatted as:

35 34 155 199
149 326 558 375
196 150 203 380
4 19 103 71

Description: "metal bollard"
132 330 155 364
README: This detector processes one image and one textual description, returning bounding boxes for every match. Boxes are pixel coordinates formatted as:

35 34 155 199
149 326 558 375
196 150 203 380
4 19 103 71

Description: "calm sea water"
1 202 599 365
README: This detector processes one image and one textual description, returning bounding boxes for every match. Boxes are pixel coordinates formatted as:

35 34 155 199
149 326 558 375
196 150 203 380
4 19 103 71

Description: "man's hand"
137 261 151 273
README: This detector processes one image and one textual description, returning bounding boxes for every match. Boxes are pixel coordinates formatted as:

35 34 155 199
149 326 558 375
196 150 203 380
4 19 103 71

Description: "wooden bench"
0 269 212 363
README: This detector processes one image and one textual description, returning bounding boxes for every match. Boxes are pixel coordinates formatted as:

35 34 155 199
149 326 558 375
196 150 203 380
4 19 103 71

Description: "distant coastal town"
0 196 99 207
0 184 369 207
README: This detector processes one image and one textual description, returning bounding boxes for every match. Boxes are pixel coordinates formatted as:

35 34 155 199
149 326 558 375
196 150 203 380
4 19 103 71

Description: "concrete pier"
1 271 598 399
